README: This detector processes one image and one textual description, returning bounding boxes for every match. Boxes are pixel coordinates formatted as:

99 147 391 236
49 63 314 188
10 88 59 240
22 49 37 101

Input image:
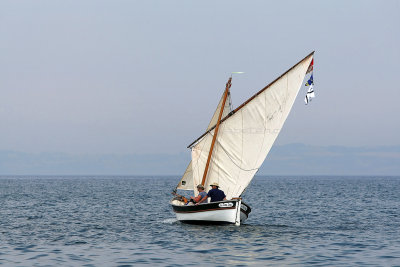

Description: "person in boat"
197 182 226 204
189 184 207 204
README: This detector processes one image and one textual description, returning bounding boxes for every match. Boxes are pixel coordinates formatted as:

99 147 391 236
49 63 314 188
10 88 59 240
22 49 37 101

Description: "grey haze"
0 1 399 174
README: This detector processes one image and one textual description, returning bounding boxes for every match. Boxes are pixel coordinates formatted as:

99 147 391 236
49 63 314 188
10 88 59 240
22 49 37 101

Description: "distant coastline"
1 143 399 176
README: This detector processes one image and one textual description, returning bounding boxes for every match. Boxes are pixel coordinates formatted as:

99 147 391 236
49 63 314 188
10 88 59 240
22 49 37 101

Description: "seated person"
189 184 207 204
197 182 226 204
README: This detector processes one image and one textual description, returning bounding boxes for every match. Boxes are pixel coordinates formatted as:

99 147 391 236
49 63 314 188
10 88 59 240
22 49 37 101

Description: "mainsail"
190 53 314 199
176 88 232 190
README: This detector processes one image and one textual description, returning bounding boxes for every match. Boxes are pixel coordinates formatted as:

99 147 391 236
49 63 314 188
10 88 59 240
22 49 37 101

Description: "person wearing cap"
197 182 226 204
190 184 208 204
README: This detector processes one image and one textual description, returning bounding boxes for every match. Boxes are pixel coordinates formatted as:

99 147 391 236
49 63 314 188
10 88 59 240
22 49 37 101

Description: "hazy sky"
1 0 399 155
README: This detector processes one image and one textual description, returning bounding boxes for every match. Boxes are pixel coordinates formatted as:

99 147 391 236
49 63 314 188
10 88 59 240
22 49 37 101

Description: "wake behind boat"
171 52 315 225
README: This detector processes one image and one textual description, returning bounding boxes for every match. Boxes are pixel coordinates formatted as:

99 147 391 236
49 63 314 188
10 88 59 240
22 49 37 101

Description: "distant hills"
260 143 400 176
1 144 399 176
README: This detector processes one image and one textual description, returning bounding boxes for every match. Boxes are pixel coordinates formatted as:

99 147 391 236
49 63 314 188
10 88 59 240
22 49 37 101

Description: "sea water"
0 176 399 266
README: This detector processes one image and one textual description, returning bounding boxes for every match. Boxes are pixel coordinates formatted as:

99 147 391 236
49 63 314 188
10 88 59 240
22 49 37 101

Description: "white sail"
191 54 314 199
176 89 232 190
207 90 232 131
176 161 194 190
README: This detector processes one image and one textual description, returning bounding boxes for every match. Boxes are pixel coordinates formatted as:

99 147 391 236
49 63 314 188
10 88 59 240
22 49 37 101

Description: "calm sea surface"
0 176 399 266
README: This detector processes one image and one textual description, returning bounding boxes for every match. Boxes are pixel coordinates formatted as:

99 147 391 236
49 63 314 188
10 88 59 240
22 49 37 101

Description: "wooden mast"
201 77 232 186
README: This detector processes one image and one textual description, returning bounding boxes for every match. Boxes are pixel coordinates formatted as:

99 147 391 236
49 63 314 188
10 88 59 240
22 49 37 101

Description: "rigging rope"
215 138 259 172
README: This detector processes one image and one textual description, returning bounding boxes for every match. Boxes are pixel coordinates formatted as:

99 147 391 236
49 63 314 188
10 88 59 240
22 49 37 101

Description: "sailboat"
171 52 315 225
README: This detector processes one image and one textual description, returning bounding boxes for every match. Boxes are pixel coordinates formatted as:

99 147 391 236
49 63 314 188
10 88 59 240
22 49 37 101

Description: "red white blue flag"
306 59 314 73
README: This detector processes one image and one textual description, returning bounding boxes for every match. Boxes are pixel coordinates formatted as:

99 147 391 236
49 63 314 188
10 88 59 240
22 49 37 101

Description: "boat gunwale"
171 199 239 213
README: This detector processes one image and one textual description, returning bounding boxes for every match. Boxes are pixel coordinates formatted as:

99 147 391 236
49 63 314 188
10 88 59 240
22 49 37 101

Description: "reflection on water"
0 176 399 266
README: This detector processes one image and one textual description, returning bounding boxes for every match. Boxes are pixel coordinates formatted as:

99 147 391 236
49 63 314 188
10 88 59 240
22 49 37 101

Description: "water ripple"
0 176 399 266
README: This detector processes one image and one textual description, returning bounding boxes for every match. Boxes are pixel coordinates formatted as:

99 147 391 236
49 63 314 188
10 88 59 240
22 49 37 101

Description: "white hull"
171 199 251 226
175 208 248 224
